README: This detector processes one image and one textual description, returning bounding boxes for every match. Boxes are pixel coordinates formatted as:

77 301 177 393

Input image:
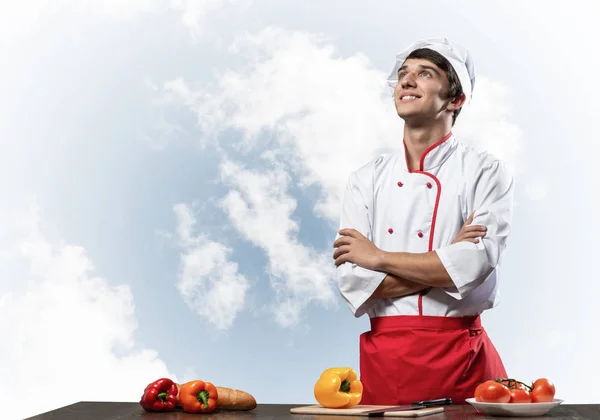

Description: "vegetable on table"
474 377 556 404
509 388 531 403
139 378 179 412
531 378 556 403
175 383 257 411
474 380 511 403
314 367 363 409
179 380 219 414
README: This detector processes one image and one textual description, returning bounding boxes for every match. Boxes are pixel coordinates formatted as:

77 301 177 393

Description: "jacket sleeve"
435 159 514 300
336 162 387 317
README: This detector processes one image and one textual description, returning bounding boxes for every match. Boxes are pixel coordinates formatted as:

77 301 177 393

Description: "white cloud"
163 27 400 222
0 197 176 420
171 0 233 40
162 26 524 223
173 203 249 330
218 158 337 327
453 78 523 172
495 1 600 179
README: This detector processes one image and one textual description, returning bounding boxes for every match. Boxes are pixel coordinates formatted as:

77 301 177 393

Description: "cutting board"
290 404 445 417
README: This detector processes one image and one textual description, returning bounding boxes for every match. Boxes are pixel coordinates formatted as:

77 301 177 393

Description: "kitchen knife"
364 398 452 417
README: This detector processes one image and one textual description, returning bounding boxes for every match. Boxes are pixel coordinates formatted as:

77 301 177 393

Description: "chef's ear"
448 93 466 111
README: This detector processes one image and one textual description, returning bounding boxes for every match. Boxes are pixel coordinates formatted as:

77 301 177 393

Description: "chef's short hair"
405 48 464 125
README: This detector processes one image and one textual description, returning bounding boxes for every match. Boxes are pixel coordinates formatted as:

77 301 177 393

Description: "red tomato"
509 388 531 403
474 383 485 402
477 380 511 403
531 378 555 403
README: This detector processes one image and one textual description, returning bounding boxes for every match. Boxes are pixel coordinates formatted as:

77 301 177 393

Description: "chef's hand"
333 229 382 270
452 212 487 244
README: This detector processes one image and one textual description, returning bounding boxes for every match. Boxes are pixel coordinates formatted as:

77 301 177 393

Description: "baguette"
215 386 257 411
175 383 256 411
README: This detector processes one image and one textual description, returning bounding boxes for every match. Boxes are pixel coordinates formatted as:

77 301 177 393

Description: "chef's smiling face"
393 58 461 125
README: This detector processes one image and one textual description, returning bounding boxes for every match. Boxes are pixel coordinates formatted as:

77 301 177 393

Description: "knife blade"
364 398 452 417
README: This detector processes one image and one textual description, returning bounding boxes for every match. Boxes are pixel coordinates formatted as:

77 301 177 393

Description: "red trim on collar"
404 131 453 172
419 131 452 171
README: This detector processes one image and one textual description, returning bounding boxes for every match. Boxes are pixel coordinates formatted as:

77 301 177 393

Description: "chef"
333 37 514 405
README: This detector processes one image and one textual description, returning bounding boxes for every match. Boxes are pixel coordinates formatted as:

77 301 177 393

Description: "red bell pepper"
140 378 178 412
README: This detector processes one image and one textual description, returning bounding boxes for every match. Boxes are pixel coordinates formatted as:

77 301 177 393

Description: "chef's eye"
420 71 432 77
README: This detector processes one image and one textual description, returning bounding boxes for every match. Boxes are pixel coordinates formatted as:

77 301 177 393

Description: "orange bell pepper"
179 380 219 414
314 367 363 408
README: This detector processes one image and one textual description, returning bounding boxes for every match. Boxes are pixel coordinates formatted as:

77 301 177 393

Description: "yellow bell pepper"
314 367 363 408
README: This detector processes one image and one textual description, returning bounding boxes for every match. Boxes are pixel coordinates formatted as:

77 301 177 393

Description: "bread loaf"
175 383 256 411
215 386 257 411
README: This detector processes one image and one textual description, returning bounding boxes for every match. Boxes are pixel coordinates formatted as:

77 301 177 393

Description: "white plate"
465 398 563 417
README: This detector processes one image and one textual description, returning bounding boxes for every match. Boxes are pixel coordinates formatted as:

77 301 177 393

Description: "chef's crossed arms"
332 211 484 269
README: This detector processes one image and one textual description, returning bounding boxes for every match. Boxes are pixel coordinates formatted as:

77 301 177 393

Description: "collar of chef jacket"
401 132 458 173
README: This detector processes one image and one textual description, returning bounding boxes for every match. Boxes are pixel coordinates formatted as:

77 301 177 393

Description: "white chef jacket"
337 133 514 318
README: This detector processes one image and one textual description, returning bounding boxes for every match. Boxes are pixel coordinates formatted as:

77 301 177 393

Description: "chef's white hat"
386 36 476 102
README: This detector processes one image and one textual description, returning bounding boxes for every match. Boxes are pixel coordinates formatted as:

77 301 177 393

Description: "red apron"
359 314 507 405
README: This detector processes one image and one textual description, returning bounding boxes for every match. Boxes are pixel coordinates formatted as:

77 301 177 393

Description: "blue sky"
1 1 599 419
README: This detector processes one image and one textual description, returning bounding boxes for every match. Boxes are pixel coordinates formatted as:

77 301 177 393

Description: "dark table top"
23 402 600 420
